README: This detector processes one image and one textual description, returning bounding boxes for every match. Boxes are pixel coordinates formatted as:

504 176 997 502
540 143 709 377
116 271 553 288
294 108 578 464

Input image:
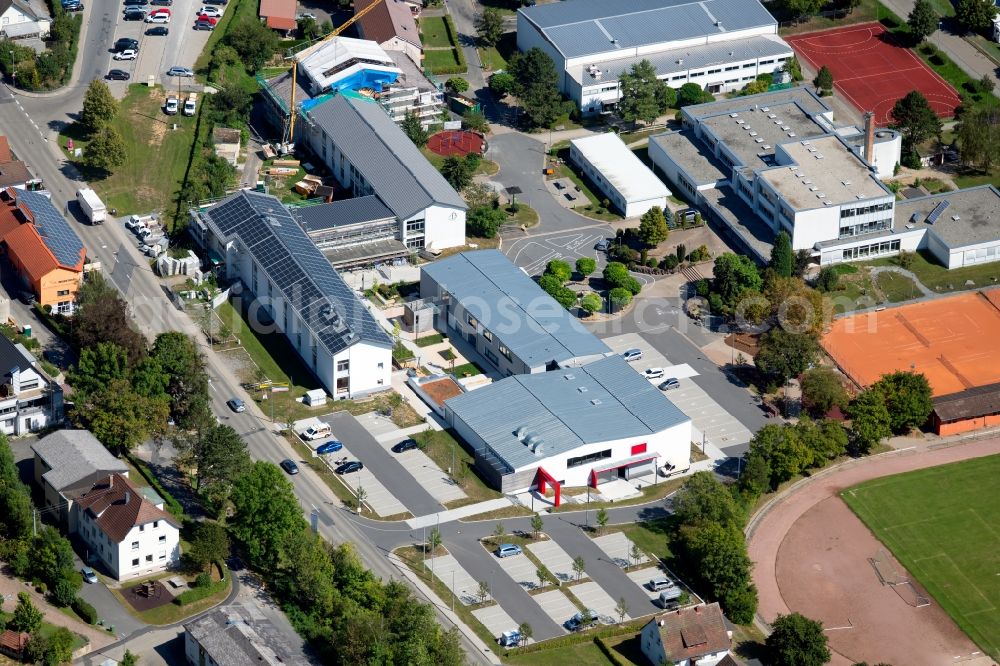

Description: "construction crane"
287 0 383 141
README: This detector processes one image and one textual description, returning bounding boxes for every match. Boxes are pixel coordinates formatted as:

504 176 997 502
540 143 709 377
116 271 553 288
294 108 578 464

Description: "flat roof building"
420 250 611 375
517 0 792 114
291 196 408 270
444 355 691 497
891 186 1000 269
295 37 402 97
569 133 670 218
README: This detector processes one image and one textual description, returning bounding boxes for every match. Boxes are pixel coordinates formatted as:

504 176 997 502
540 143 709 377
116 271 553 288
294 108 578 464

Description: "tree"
475 7 504 48
638 206 669 247
85 125 127 172
121 650 139 666
427 527 443 558
738 451 772 498
801 367 849 416
871 371 933 433
764 276 826 336
766 612 831 666
489 71 515 98
188 424 251 499
545 259 573 283
755 329 820 386
955 0 996 32
507 48 563 128
210 83 253 126
74 378 169 454
615 597 628 623
740 78 771 96
629 542 642 567
467 205 506 238
798 417 848 462
80 79 118 132
224 19 278 72
617 59 664 126
152 332 209 429
773 0 825 18
677 82 714 107
891 91 942 153
580 293 602 314
230 461 307 574
446 76 469 94
816 266 840 292
440 155 474 191
530 513 544 538
713 253 762 309
576 257 597 276
679 523 757 623
536 565 552 588
188 521 229 572
673 471 745 529
51 575 79 607
813 65 834 93
770 231 794 278
517 622 533 647
11 592 42 633
477 580 490 604
297 15 320 39
401 111 429 148
907 0 939 43
25 627 75 666
68 342 130 398
783 56 803 82
595 507 609 534
956 102 1000 171
572 556 586 581
462 109 490 134
492 521 506 545
538 273 564 296
848 388 892 453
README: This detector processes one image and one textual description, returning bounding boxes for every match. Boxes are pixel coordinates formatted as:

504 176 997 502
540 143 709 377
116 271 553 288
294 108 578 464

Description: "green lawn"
424 48 466 74
59 85 199 217
450 361 483 377
841 455 1000 658
420 15 457 49
414 333 445 347
411 429 502 507
868 251 1000 292
505 641 616 666
193 0 259 75
875 271 920 303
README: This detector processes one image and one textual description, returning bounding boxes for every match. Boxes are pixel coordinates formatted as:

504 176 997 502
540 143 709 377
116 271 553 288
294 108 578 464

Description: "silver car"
622 348 643 362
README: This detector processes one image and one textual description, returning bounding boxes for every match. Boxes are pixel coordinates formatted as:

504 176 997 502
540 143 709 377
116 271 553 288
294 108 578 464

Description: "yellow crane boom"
289 0 383 141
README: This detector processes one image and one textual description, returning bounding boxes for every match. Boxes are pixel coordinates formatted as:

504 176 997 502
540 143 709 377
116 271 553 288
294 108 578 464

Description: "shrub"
609 287 632 311
72 597 98 624
195 573 212 588
646 258 658 268
174 578 226 606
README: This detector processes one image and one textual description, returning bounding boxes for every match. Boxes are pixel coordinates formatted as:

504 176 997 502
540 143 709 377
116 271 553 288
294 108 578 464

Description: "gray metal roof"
445 355 690 471
291 195 395 233
31 430 129 492
520 0 778 60
185 608 286 666
202 191 392 355
422 250 610 368
304 94 466 220
894 185 1000 249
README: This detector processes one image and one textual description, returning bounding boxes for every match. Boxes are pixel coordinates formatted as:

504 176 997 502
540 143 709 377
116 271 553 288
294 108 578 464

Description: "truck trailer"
76 188 106 224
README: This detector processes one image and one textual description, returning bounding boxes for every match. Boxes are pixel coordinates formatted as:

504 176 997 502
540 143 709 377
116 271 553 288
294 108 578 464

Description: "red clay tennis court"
823 291 1000 396
787 23 961 125
427 130 484 157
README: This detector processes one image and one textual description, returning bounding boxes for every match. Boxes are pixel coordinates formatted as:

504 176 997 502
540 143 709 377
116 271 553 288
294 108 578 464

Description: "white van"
302 423 331 440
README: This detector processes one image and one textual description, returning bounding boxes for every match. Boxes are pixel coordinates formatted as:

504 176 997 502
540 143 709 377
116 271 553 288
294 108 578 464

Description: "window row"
841 239 900 261
840 202 892 218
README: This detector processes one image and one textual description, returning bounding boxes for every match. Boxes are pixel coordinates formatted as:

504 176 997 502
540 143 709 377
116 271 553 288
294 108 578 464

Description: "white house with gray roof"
190 190 393 399
299 93 467 252
516 0 792 114
420 250 611 376
444 355 692 499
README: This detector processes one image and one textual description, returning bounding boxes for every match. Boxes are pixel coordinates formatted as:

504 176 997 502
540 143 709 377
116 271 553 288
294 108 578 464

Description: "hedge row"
127 455 185 519
72 596 98 624
173 577 227 606
503 617 648 657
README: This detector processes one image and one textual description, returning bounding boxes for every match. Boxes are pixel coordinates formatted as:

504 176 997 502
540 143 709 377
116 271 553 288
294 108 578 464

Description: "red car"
195 13 217 24
149 6 169 14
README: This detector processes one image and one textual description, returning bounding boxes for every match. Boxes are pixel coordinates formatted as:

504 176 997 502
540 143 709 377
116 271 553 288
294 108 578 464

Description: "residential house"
0 186 86 313
354 0 422 66
31 430 128 531
0 0 50 39
640 603 732 666
258 0 295 32
0 630 28 660
0 333 62 435
184 607 294 666
69 473 181 580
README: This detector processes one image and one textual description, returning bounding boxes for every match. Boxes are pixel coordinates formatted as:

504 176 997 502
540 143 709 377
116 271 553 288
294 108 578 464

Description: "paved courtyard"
591 532 650 569
428 553 486 606
531 589 576 633
527 539 588 584
373 429 467 505
570 580 631 623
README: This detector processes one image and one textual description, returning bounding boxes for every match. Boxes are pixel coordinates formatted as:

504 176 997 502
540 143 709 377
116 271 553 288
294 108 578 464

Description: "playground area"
822 291 1000 395
122 578 175 612
787 23 961 125
427 130 484 157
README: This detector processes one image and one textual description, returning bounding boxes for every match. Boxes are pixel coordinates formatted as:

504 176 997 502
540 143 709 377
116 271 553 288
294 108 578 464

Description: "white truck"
76 188 106 224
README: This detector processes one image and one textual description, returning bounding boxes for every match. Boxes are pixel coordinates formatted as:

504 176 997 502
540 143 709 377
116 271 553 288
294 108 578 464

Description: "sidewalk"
406 497 514 529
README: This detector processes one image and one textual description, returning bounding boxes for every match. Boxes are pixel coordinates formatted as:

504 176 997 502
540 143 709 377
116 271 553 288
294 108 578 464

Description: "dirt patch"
148 119 167 147
776 495 976 665
121 579 176 612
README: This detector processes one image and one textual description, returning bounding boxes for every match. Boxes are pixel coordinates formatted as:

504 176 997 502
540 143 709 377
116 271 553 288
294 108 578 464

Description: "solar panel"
925 199 950 225
18 191 85 267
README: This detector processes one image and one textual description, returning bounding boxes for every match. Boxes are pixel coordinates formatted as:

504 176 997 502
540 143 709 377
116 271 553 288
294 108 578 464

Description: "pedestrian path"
406 497 514 529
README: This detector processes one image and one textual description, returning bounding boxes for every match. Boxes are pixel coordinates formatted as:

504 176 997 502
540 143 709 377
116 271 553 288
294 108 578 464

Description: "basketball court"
823 291 1000 396
787 23 961 125
427 130 485 157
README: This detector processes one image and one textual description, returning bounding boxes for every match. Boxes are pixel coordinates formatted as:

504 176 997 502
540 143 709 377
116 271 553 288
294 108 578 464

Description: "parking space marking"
531 589 575 632
625 566 669 604
427 553 485 606
527 540 587 585
591 533 650 569
404 449 467 504
495 549 540 591
321 443 408 518
570 581 631 623
472 604 522 643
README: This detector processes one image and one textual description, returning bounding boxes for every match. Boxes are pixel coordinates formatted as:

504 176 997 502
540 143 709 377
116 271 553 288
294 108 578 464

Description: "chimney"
863 111 875 163
694 605 700 614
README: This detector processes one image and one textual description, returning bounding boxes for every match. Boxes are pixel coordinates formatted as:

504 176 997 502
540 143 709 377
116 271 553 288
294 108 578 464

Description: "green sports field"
841 455 1000 658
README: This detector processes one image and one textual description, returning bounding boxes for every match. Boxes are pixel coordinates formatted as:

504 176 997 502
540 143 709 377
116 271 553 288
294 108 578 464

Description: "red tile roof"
355 0 421 50
259 0 295 30
0 630 28 653
0 187 85 280
0 160 30 187
0 137 12 163
653 603 731 663
71 473 180 543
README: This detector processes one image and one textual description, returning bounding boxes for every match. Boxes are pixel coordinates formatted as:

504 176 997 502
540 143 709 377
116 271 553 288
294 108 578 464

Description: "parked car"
296 11 315 20
658 587 683 607
564 609 600 632
595 238 610 251
658 378 680 391
163 96 179 115
197 5 222 16
226 398 245 413
643 367 664 380
202 0 227 5
316 440 344 455
123 9 145 19
81 567 97 584
391 438 418 453
166 66 194 77
302 423 331 440
621 348 643 362
335 461 364 475
195 14 217 24
63 2 83 10
495 543 522 558
150 0 172 4
145 13 168 23
149 6 169 14
106 69 130 81
146 25 168 35
497 630 521 647
182 95 196 116
113 49 138 60
194 18 215 29
123 0 147 5
114 37 138 51
279 459 300 475
647 577 676 592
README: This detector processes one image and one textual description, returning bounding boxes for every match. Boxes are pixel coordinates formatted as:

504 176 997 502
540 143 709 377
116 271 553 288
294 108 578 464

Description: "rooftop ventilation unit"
762 107 769 112
788 132 796 137
905 223 916 229
676 58 684 65
952 215 961 221
767 113 777 119
577 386 588 393
809 186 819 191
763 145 771 150
807 147 817 153
515 426 527 440
801 140 811 145
781 126 790 131
590 398 602 406
526 434 542 448
842 180 852 186
563 374 575 380
815 154 824 159
755 138 764 143
749 131 758 137
816 193 826 198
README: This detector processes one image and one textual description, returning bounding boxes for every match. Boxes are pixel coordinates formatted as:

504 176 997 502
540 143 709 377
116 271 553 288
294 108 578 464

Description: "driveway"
77 575 145 637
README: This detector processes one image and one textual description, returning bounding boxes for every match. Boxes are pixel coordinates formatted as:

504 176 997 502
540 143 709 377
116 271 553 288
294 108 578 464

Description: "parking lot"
472 604 527 645
570 580 630 623
426 553 483 606
493 544 539 592
626 566 672 603
591 532 650 569
372 429 467 506
532 589 575 633
602 333 753 449
527 539 586 585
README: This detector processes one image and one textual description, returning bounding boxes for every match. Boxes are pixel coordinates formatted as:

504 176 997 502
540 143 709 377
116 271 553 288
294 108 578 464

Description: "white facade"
640 618 729 666
0 0 50 39
569 133 670 218
295 37 402 96
0 343 62 436
79 509 180 581
418 204 466 251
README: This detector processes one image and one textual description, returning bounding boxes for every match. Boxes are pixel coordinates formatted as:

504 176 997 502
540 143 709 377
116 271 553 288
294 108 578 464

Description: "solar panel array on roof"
17 190 85 268
203 191 392 356
925 199 950 225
